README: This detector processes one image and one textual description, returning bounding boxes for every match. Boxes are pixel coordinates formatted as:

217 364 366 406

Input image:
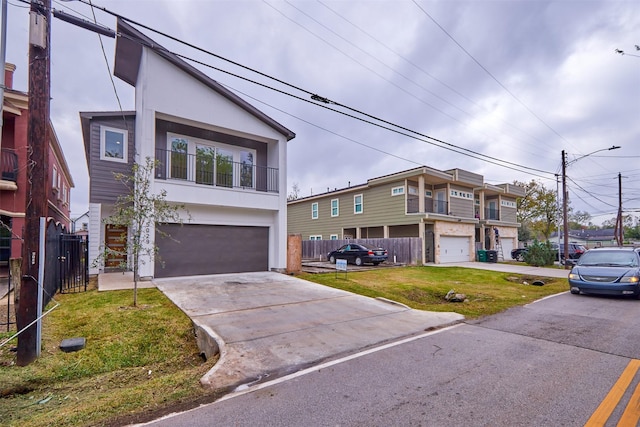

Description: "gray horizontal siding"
88 117 135 204
287 180 421 240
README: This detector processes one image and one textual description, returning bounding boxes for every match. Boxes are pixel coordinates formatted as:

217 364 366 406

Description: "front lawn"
298 266 567 318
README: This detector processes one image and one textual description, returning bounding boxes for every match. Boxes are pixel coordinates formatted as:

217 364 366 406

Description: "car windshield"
578 251 639 267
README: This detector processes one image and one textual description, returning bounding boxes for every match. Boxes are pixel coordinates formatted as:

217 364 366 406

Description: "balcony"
485 207 500 220
407 197 448 215
0 149 18 190
155 148 279 193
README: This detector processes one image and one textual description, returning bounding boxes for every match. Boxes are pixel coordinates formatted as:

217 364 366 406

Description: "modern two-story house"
1 63 74 264
287 166 525 264
81 20 295 278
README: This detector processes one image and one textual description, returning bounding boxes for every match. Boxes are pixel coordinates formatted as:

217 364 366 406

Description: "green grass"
298 266 567 318
0 286 219 427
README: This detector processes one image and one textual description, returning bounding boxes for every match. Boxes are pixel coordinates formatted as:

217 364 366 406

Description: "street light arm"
566 145 621 166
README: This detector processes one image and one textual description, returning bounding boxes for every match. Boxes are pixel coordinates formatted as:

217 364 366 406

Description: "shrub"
524 240 556 266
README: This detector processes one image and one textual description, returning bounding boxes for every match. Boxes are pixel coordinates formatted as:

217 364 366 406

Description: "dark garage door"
155 223 269 278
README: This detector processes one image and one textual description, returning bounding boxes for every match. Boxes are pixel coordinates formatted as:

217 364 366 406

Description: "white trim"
331 198 339 217
354 194 363 214
311 202 319 219
330 234 338 240
309 235 322 240
391 186 405 196
100 125 128 163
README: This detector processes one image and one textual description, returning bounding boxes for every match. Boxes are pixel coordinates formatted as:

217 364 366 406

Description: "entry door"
105 224 127 268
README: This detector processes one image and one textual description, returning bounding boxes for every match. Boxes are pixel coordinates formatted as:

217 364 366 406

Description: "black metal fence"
44 222 88 309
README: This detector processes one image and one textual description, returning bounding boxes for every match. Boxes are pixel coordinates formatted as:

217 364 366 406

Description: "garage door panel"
155 224 268 278
439 236 470 263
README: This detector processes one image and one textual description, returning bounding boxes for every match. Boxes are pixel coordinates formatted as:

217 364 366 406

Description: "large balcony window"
156 134 277 193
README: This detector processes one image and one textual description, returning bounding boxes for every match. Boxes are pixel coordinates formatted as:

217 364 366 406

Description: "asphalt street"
141 291 640 426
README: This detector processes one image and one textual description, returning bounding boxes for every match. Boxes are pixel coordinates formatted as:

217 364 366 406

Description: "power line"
411 0 574 148
68 0 556 177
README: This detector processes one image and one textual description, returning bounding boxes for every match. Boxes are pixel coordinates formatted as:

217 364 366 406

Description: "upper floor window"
501 200 517 208
52 166 58 190
167 133 256 189
309 235 322 240
331 199 339 217
330 234 338 240
392 186 405 196
100 126 128 163
354 194 363 214
425 190 433 198
312 202 319 219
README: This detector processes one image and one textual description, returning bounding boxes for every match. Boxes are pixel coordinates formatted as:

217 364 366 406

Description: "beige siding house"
288 166 525 264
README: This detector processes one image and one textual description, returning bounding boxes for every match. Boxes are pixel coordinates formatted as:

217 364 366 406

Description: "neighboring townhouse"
288 166 525 264
0 63 74 264
81 19 295 279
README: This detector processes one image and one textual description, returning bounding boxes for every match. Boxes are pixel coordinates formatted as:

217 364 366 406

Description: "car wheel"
329 255 336 264
355 257 363 266
570 289 580 295
516 253 524 262
373 262 380 266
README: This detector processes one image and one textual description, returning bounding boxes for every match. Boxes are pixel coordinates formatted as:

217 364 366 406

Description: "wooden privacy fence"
301 237 423 265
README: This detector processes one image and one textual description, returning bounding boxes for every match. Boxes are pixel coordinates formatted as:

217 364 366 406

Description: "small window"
312 202 319 219
309 235 322 240
52 166 58 190
425 190 432 198
392 186 405 196
354 194 363 214
82 223 88 231
330 234 338 240
331 199 339 217
100 126 128 163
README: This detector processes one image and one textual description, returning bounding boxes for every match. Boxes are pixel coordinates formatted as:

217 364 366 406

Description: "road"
144 292 640 426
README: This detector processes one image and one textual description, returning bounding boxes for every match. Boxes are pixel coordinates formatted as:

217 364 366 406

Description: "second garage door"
439 236 471 263
155 224 269 278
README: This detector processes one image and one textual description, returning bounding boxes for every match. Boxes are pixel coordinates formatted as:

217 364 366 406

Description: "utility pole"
561 150 570 269
17 0 51 366
616 173 623 246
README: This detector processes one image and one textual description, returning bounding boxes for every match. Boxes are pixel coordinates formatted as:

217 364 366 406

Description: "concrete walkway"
96 261 569 392
153 272 463 391
432 261 571 279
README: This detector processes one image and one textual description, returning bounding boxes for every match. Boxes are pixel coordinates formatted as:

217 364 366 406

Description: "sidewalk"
432 261 570 279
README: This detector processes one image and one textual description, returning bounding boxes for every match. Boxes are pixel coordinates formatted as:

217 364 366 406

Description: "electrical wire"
71 0 556 178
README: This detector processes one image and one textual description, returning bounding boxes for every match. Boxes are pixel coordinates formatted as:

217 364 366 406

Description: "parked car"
569 247 640 298
511 247 528 262
327 243 388 266
552 243 587 265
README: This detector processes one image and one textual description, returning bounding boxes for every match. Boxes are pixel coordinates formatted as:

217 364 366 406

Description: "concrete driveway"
153 272 463 392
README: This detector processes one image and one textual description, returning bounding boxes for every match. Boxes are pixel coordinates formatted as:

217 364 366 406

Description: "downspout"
0 0 8 151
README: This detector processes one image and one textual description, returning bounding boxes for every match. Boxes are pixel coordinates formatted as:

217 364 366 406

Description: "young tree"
515 180 560 241
98 157 188 306
287 182 300 201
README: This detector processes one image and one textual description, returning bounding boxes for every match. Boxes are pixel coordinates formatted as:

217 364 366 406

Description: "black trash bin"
486 250 498 263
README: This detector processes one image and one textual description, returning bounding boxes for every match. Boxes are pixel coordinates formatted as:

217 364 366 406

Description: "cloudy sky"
4 0 639 225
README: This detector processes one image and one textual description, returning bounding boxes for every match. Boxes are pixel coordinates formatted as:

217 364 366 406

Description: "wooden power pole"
17 0 51 366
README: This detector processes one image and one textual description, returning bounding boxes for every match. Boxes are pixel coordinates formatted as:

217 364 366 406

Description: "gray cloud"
5 0 639 224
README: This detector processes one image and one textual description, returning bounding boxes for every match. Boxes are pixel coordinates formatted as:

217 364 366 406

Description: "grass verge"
0 283 219 427
298 265 567 318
